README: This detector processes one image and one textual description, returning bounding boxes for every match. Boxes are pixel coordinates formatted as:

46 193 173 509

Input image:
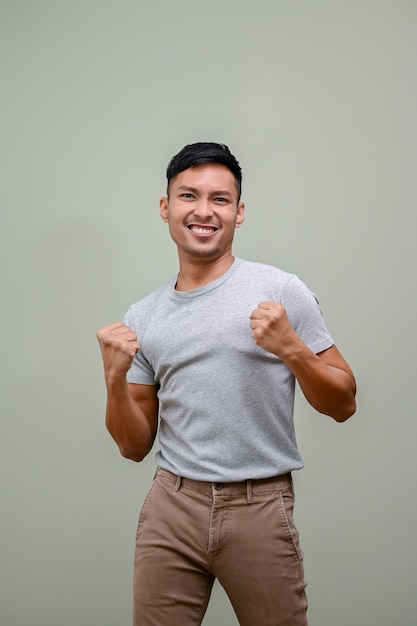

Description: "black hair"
166 142 242 200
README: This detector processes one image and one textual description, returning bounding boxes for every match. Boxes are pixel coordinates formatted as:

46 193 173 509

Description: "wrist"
278 332 310 363
105 370 129 390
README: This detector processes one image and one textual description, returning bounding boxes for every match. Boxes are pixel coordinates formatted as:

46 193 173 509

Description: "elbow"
310 389 357 423
332 410 355 423
119 444 150 462
330 398 357 423
106 422 155 462
328 377 357 423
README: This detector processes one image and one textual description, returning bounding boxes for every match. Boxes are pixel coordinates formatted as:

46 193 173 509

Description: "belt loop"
246 479 253 504
174 474 182 492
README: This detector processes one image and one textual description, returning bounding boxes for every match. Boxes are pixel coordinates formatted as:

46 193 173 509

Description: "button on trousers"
133 468 308 626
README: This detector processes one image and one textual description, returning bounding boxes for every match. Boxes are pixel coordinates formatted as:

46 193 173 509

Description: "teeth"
190 226 216 234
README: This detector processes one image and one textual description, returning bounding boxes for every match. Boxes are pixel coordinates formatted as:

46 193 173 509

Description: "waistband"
156 467 292 503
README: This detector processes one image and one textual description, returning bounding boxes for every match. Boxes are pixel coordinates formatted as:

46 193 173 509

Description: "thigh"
214 485 308 626
133 474 215 626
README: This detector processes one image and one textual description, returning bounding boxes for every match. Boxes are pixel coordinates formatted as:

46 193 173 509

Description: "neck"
175 253 235 291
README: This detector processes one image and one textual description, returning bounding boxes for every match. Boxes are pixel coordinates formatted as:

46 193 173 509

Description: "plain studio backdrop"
1 1 416 625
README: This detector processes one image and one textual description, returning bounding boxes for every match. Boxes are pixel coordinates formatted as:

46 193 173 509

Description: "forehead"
170 163 238 196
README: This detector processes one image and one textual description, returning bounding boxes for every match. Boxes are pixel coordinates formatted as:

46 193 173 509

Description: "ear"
235 201 245 228
160 197 169 223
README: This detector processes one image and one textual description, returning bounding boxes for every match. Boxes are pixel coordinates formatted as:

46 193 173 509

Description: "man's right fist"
96 322 139 380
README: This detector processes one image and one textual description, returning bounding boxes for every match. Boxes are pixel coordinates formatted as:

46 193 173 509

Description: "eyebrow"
177 185 233 197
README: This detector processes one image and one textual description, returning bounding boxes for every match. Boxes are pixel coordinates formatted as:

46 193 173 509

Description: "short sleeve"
123 308 157 385
281 276 334 354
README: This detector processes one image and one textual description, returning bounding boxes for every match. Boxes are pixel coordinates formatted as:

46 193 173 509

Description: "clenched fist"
249 301 296 358
96 322 139 381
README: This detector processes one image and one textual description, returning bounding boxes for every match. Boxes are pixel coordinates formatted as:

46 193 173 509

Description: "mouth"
186 224 219 237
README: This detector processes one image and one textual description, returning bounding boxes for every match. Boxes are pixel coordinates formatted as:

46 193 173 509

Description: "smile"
187 225 219 236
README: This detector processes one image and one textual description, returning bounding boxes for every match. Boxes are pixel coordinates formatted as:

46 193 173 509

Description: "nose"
193 198 213 220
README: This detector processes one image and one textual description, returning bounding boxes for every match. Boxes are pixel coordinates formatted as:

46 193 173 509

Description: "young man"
97 142 356 626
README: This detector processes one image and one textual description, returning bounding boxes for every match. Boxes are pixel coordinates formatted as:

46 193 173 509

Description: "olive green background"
1 1 416 625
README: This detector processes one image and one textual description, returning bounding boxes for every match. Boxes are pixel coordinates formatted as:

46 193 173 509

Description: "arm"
97 322 159 461
249 302 356 422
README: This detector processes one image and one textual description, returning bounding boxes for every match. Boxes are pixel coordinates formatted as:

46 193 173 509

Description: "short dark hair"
166 142 242 200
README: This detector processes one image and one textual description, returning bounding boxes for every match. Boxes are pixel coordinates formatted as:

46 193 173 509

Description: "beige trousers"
133 468 308 626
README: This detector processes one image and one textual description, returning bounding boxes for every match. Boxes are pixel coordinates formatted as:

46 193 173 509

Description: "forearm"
280 338 357 422
105 378 155 461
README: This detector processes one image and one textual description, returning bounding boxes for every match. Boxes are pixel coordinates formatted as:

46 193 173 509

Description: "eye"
180 193 194 199
214 197 228 203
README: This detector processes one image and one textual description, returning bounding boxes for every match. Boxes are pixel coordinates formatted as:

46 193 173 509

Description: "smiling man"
96 142 356 626
160 162 244 270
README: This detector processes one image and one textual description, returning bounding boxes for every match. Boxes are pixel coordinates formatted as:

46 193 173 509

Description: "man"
97 142 356 626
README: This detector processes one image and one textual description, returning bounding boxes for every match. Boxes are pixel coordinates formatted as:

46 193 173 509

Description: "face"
160 163 244 263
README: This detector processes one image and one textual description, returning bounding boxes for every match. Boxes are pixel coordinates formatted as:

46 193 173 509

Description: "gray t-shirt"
124 257 333 482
